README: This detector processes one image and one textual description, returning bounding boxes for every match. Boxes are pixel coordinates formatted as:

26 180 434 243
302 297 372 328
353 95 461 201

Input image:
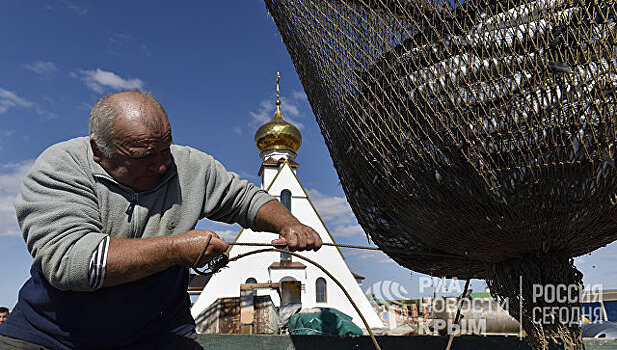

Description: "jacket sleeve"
200 154 275 230
14 143 107 291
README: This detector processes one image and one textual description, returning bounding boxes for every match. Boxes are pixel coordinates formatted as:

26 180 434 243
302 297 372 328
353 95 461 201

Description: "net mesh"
263 0 617 348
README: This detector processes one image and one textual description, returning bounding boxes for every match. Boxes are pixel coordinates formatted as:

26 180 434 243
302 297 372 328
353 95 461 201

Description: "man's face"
0 311 8 324
94 96 173 192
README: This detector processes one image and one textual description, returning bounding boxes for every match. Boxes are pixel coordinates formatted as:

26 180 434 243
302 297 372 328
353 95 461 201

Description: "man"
0 90 322 349
0 308 8 324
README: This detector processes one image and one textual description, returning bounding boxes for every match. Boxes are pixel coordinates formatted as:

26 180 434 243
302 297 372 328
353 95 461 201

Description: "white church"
190 75 383 332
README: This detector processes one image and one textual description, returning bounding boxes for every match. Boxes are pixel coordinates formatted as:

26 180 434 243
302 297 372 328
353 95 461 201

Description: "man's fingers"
198 230 226 255
271 238 288 247
210 232 221 240
315 235 323 251
293 226 322 251
305 229 315 249
302 226 322 251
294 229 307 251
276 225 323 252
212 235 228 256
287 231 298 248
195 237 228 267
311 229 323 251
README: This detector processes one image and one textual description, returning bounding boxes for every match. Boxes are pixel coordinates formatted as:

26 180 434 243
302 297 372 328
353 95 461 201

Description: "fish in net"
263 0 617 348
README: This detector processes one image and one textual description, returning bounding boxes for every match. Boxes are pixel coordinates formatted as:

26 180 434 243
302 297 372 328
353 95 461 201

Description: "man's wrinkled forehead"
111 105 172 155
116 126 173 158
128 130 172 148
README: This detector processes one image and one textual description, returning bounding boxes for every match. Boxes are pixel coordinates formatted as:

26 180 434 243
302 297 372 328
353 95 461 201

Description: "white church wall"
191 162 384 330
262 167 279 189
265 166 304 197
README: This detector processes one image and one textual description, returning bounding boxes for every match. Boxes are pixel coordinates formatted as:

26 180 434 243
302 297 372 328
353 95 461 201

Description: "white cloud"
23 61 57 76
107 32 152 60
292 90 308 101
74 68 143 93
332 224 365 238
0 160 34 237
107 33 151 58
0 88 55 119
347 249 397 265
59 0 88 16
249 94 306 130
238 171 259 184
195 219 242 242
0 129 16 137
216 230 240 241
0 88 33 115
43 0 88 16
233 126 242 136
281 98 300 118
307 188 356 225
250 100 275 125
108 33 132 48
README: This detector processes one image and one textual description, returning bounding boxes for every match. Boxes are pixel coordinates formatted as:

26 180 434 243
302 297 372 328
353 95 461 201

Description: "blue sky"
1 1 615 309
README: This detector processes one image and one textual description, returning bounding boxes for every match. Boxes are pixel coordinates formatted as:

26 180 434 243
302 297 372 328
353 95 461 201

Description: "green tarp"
288 308 363 336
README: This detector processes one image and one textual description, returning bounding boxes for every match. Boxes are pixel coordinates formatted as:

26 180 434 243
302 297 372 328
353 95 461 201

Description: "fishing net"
263 0 617 348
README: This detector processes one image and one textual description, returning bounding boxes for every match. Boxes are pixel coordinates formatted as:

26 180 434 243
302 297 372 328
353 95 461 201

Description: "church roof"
258 156 299 176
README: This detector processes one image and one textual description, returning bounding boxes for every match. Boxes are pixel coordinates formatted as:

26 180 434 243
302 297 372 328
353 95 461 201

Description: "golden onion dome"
254 73 302 153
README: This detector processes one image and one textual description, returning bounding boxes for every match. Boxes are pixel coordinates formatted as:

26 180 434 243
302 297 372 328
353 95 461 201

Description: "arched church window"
245 277 257 284
280 189 292 261
280 189 292 211
316 277 327 303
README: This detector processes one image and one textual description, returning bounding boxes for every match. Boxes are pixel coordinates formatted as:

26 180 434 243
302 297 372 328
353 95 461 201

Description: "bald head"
89 90 169 158
89 90 173 192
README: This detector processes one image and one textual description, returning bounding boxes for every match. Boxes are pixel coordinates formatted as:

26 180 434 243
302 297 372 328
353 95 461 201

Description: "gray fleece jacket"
15 136 274 291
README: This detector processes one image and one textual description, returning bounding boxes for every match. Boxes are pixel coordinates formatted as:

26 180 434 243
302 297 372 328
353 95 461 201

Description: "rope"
229 241 461 259
445 268 472 350
228 248 382 350
192 233 213 268
192 235 229 277
230 241 380 250
191 234 382 350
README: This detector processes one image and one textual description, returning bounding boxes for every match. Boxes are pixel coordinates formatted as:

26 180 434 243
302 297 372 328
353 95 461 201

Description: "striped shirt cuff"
88 236 109 289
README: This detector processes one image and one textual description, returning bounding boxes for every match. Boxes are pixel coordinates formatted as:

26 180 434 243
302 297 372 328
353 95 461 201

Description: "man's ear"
90 138 102 163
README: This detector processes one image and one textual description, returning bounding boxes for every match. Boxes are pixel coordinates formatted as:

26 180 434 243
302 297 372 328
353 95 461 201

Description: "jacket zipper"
93 171 176 238
126 192 140 237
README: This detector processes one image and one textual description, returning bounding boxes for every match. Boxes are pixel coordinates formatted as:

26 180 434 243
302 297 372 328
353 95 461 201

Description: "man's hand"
256 200 323 252
103 229 229 288
271 223 323 252
174 229 229 267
